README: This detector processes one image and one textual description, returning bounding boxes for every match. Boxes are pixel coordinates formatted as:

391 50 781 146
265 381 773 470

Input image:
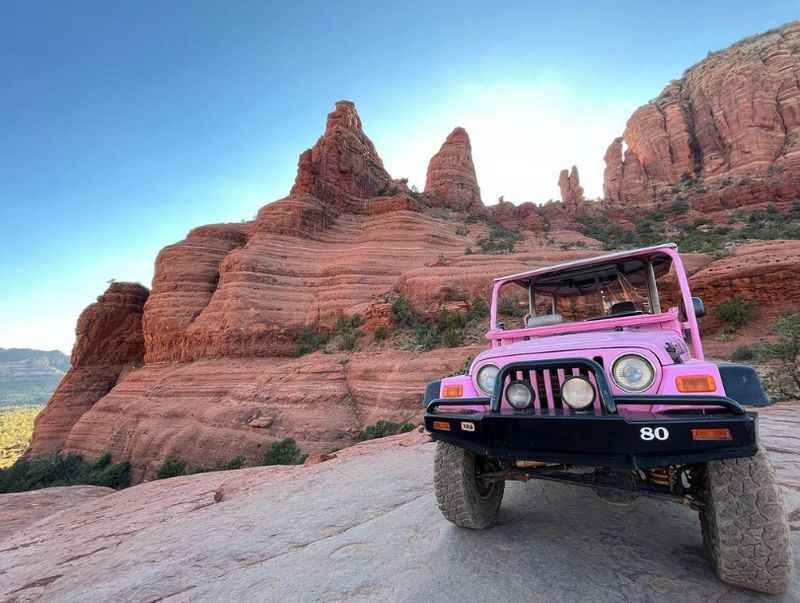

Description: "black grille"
501 363 602 412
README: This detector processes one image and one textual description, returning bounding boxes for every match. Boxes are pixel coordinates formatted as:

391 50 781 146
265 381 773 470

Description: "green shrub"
464 247 473 255
455 225 468 236
670 199 690 214
294 324 331 356
760 312 800 401
577 215 639 250
476 224 521 254
714 295 757 330
412 321 440 351
730 346 756 362
357 420 416 441
93 452 112 470
497 295 526 318
442 327 463 347
87 460 131 488
0 452 130 493
374 325 388 341
467 297 489 321
391 295 487 351
333 314 365 352
156 456 188 480
263 438 307 465
294 315 366 355
223 456 246 470
391 296 421 329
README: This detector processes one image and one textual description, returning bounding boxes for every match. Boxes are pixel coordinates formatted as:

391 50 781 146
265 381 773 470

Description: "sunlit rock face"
290 100 393 212
29 282 149 455
604 21 800 210
425 127 484 213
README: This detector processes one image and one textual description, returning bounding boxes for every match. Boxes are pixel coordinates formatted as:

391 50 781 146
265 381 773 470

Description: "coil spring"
647 467 672 488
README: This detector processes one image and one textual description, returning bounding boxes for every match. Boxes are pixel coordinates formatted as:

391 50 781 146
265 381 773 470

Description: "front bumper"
425 358 758 469
424 406 757 469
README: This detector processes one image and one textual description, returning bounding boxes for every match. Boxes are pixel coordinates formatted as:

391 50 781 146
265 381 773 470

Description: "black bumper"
424 407 757 469
425 358 760 469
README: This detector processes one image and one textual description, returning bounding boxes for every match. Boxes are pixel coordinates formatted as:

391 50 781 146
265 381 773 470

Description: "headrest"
610 301 636 314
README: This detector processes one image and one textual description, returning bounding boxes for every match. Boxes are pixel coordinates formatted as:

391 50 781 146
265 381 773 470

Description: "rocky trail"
2 405 800 602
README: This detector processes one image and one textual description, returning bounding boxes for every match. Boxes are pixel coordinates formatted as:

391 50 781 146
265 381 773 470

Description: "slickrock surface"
424 127 483 213
4 406 800 602
29 283 148 455
604 21 800 209
0 485 112 542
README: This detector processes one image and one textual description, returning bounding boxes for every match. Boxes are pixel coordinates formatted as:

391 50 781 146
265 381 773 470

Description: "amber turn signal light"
432 421 451 431
691 428 732 441
442 384 463 398
676 375 717 393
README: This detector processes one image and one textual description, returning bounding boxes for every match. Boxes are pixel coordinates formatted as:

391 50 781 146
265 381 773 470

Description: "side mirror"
692 297 706 319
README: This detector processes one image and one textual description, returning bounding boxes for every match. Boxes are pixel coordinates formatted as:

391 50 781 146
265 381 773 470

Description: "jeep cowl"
423 243 792 594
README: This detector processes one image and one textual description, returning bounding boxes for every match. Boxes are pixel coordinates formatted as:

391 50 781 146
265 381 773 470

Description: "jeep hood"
475 329 684 366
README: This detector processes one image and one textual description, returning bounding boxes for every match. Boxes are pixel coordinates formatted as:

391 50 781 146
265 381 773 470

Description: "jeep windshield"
495 254 676 329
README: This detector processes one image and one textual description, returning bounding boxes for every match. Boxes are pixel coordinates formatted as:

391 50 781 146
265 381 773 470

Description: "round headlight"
476 364 499 395
561 376 595 410
612 354 655 392
506 381 533 410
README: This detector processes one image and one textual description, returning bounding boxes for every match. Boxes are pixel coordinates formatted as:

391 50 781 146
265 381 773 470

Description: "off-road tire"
433 441 504 529
699 450 792 594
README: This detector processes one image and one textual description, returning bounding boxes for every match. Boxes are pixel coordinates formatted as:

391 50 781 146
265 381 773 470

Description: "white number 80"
640 426 669 441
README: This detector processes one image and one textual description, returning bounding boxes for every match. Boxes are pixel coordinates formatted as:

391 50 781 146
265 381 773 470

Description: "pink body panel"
443 245 725 415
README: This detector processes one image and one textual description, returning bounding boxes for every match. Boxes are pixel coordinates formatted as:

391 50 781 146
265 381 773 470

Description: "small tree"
714 295 756 330
156 456 188 479
263 439 307 465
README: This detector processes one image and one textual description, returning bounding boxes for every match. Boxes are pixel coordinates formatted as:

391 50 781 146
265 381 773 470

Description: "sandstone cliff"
29 283 148 455
558 165 586 214
424 127 484 213
604 21 800 211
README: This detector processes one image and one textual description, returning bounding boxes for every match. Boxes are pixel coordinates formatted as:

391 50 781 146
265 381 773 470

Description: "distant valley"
0 348 69 407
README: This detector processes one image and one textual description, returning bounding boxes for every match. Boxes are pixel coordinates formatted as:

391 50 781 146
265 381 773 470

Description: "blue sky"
2 1 797 354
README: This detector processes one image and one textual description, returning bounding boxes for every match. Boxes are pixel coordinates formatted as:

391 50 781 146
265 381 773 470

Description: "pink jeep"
424 244 792 594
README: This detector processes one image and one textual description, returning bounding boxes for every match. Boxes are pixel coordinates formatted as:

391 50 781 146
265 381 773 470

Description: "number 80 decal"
640 426 669 441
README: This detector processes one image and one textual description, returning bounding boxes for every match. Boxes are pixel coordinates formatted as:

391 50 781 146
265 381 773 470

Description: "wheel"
433 441 504 529
699 450 792 594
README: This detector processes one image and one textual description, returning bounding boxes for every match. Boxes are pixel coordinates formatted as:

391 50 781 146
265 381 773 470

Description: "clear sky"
2 1 797 354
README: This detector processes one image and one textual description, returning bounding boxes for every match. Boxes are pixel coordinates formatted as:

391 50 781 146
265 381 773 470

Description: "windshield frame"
487 245 704 359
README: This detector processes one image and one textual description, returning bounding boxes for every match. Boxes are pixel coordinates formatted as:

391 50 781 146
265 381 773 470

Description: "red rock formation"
603 21 800 209
486 199 544 232
603 138 624 204
290 100 392 212
29 283 149 455
424 127 484 212
143 223 249 363
28 93 800 482
690 240 800 317
60 350 474 481
558 166 585 213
